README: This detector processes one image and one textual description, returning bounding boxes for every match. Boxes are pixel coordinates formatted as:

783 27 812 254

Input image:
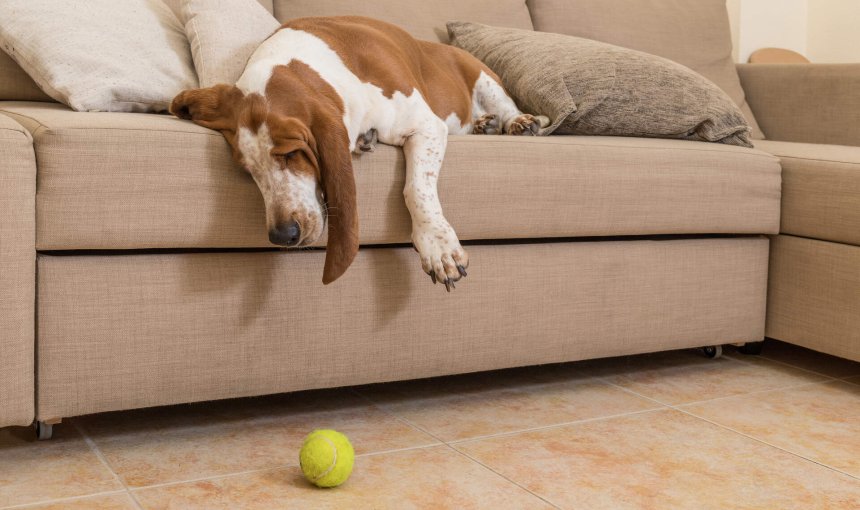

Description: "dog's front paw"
505 114 541 136
412 222 469 292
473 114 500 135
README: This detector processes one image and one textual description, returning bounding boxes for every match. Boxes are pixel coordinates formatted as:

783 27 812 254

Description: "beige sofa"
0 0 853 436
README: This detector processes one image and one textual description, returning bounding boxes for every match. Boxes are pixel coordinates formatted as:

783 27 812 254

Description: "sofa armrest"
0 113 36 427
737 64 860 147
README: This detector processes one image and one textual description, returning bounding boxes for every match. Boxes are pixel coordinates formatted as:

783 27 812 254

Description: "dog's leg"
473 71 549 135
403 117 469 291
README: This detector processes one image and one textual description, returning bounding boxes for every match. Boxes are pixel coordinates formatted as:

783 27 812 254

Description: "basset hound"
170 16 546 291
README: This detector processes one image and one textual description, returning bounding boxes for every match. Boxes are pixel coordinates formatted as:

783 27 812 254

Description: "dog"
170 16 546 291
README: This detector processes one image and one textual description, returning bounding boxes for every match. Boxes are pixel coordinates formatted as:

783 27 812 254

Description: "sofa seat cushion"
0 102 781 250
755 140 860 247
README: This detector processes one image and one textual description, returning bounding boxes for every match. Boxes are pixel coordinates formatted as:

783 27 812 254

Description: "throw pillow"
167 0 281 86
447 22 752 148
525 0 764 139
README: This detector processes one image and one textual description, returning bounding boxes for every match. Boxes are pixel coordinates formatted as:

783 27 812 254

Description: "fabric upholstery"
37 237 768 418
272 0 533 43
0 114 36 427
767 235 860 363
526 0 763 140
448 22 752 147
0 0 197 112
0 102 781 250
0 52 52 102
755 140 860 247
738 64 860 147
167 0 281 86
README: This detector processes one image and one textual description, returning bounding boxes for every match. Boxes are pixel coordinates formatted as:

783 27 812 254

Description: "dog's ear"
313 117 359 284
169 84 244 132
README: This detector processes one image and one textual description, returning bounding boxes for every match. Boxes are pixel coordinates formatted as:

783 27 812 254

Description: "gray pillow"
447 21 752 148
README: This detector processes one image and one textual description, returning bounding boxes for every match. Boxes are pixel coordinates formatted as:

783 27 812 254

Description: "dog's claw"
457 265 468 278
430 270 437 284
444 279 452 292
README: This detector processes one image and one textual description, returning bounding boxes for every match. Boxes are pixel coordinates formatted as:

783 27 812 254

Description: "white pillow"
167 0 281 87
0 0 198 112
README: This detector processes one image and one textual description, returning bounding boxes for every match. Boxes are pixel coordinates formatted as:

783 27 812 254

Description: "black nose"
269 220 301 246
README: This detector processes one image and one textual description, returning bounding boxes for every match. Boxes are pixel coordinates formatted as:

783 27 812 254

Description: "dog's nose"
269 220 301 246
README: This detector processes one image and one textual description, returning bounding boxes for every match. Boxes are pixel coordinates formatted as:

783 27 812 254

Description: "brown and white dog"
170 16 545 290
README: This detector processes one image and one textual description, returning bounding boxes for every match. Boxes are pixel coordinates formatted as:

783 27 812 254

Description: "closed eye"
276 150 299 170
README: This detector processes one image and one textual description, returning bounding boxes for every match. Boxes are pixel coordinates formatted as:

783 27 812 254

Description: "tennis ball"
299 429 355 488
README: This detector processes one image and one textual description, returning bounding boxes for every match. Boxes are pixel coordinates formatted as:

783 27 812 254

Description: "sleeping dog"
170 16 546 291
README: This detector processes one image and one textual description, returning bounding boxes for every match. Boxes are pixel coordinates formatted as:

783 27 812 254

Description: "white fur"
236 28 532 283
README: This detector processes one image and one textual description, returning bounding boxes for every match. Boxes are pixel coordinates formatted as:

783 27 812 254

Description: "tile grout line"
671 406 860 481
446 407 668 446
446 444 563 510
349 388 562 509
72 421 145 510
599 378 860 482
0 490 129 510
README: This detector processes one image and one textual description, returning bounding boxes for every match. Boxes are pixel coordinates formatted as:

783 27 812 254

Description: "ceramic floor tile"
605 355 826 405
0 426 122 508
132 445 555 510
457 409 860 510
77 389 438 488
9 493 139 510
684 380 860 477
358 374 659 442
729 340 860 378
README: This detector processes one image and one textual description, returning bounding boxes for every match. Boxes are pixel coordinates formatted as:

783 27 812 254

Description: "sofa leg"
34 418 61 440
702 345 723 359
737 341 765 355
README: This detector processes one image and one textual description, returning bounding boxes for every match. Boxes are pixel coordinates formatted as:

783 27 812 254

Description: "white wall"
807 0 860 63
728 0 860 63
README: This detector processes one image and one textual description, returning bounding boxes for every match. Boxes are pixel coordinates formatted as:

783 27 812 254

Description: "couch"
0 0 854 437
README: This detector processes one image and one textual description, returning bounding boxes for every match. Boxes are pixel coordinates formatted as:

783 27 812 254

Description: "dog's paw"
354 128 378 153
473 113 500 135
505 114 541 136
412 222 469 292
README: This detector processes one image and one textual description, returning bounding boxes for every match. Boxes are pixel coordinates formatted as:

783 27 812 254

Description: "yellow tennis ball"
299 429 355 488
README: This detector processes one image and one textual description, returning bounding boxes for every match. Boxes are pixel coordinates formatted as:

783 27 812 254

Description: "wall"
807 0 860 63
729 0 860 63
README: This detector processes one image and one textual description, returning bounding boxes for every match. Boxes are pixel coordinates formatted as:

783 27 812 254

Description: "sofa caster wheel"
738 341 764 355
35 421 54 440
702 345 722 359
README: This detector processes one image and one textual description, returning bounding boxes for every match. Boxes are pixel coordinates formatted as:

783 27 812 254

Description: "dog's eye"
276 151 298 170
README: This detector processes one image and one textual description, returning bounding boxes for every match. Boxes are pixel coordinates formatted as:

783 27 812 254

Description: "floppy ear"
313 118 359 284
169 84 244 131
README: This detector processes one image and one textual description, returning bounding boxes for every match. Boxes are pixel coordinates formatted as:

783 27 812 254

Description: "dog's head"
170 83 358 284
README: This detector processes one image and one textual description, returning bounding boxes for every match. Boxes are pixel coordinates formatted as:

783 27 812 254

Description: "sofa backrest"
271 0 533 43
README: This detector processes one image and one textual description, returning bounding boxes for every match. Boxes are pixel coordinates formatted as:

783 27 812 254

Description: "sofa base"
767 234 860 362
36 237 768 419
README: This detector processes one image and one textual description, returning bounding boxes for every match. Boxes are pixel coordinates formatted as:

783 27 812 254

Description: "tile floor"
1 340 859 509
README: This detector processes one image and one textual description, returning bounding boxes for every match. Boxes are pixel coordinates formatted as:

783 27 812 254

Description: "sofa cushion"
271 0 533 43
755 140 860 247
447 21 752 147
0 102 781 251
0 113 36 427
525 0 763 140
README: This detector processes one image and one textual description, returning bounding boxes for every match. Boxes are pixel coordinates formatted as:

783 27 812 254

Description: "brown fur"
285 16 497 127
170 16 497 283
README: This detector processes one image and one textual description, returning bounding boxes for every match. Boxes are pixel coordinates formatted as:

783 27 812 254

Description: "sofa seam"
770 155 860 166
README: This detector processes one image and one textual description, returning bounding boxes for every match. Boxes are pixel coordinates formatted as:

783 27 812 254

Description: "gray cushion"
447 22 752 148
